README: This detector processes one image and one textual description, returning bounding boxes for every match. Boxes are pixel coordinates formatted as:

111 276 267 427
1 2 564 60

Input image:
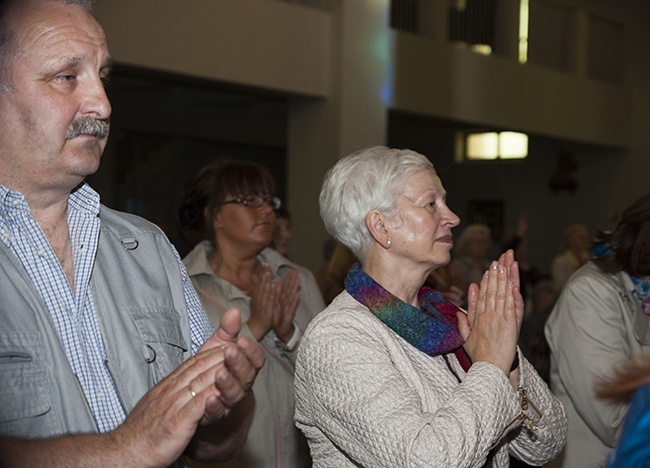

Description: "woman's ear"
206 206 223 229
365 210 391 249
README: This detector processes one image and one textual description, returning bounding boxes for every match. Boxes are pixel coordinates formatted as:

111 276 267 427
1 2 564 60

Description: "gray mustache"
66 118 109 140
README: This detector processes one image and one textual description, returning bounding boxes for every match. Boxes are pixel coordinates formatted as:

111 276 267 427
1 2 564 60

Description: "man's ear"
365 210 391 249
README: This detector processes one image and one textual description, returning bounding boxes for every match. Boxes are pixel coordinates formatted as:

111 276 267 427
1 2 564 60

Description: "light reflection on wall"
372 1 393 106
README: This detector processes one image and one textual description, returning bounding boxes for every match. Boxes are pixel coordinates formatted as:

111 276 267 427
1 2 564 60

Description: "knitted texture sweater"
295 291 567 467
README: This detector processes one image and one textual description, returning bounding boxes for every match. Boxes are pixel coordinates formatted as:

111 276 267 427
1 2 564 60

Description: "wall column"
287 0 390 269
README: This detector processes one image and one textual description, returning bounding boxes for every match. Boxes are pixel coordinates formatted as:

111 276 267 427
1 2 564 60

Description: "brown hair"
592 193 650 276
177 159 276 244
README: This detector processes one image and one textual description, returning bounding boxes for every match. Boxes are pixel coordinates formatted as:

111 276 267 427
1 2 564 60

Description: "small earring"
386 239 391 246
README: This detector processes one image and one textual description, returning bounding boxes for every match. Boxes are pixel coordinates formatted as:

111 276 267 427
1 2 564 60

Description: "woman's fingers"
463 260 520 372
484 262 499 316
513 283 524 327
498 249 513 267
457 310 470 340
466 283 479 329
508 258 521 291
495 264 508 318
475 269 490 316
496 250 521 291
504 281 516 323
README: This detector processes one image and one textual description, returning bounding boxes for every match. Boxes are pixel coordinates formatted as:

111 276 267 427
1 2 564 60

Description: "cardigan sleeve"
507 354 567 464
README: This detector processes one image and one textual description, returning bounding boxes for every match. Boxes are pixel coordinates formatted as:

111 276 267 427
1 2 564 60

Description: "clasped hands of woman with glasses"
246 262 301 344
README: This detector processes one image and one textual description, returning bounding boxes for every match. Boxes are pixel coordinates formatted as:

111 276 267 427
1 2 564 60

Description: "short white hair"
319 146 435 262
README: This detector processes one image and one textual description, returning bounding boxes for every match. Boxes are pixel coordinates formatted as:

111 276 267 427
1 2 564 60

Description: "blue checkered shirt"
0 183 215 433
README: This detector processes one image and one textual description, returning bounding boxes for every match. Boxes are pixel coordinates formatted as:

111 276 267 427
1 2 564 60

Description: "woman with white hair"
294 146 566 467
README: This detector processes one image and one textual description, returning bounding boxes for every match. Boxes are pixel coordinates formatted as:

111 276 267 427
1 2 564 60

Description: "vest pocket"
0 333 53 425
132 308 188 380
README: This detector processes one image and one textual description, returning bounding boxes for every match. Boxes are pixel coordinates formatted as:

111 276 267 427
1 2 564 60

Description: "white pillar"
287 0 390 268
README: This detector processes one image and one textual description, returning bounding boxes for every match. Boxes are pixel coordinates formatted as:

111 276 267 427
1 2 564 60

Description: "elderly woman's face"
387 170 460 270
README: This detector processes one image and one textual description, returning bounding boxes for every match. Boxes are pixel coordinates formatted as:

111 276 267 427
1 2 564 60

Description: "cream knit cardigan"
295 292 567 467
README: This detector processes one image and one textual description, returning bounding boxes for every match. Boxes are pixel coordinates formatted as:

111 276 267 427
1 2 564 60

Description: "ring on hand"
188 386 197 399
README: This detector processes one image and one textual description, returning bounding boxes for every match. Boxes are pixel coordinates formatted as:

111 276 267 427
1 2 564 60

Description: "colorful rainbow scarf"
345 263 472 370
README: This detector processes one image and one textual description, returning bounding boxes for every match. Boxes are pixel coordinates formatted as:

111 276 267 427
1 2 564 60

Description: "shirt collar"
0 182 100 217
0 183 29 214
69 183 101 217
184 240 295 278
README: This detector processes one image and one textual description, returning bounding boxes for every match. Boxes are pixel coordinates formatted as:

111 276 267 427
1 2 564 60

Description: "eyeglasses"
220 195 281 210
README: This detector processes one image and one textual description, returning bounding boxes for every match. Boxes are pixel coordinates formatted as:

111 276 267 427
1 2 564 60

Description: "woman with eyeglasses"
177 159 325 468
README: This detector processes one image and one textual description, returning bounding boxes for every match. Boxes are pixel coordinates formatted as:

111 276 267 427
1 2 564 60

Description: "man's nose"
80 76 112 120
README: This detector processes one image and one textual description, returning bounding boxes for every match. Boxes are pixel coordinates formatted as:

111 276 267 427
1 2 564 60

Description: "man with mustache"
0 0 265 466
